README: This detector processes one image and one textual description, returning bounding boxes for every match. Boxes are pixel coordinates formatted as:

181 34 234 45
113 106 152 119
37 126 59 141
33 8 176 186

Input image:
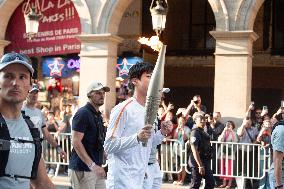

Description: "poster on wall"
116 57 143 79
5 0 81 57
42 56 80 78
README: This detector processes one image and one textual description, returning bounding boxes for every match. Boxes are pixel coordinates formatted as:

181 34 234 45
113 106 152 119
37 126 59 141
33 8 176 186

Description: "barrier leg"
235 177 245 189
55 163 60 177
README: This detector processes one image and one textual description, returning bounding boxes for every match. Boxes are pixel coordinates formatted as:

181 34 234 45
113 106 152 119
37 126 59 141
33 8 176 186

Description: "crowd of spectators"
156 92 284 189
37 86 283 188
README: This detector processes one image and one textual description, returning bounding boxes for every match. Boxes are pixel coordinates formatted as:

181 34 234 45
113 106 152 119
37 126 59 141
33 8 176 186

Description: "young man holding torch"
104 62 172 189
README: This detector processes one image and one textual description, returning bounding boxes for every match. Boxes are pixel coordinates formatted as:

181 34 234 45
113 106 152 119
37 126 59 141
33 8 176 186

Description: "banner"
5 0 81 57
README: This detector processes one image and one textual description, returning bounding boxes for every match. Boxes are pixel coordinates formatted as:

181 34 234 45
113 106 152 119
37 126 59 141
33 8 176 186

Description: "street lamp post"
24 8 40 39
142 0 168 147
150 0 168 37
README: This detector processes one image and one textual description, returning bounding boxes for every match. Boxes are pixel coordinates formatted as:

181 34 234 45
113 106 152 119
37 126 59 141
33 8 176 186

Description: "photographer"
237 119 259 189
245 102 263 130
183 95 207 129
218 121 238 188
271 107 284 124
256 120 272 189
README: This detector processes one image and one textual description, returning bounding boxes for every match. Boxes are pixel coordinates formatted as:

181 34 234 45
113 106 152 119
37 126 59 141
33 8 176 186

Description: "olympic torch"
143 44 167 147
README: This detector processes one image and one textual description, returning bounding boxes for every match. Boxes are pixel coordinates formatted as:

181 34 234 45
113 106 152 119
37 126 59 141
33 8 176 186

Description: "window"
272 0 284 54
142 0 216 55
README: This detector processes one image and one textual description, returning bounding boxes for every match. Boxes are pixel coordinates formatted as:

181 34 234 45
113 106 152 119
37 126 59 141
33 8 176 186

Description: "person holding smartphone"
256 120 272 189
183 95 207 129
218 121 238 189
272 102 284 123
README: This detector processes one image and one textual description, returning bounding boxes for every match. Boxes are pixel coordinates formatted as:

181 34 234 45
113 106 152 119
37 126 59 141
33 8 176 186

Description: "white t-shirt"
104 97 164 189
0 116 36 189
22 105 46 136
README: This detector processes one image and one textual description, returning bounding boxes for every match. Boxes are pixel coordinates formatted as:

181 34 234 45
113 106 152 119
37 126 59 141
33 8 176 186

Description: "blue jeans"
258 156 270 189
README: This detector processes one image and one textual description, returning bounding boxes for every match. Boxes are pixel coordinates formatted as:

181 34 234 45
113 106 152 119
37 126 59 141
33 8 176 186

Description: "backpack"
0 111 42 179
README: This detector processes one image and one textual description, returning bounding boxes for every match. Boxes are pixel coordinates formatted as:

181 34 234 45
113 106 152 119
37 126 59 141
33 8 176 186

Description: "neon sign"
42 56 80 78
116 57 143 79
67 59 80 69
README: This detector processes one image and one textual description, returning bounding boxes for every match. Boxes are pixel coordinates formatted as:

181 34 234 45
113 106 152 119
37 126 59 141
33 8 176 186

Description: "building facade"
0 0 283 124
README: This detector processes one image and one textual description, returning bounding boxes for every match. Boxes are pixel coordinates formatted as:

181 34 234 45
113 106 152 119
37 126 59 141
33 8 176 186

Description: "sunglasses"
0 53 32 65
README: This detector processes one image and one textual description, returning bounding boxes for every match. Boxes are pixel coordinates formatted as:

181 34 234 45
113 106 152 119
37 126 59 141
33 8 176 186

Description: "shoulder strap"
21 111 42 179
111 99 133 138
21 110 35 129
0 113 11 176
245 128 254 143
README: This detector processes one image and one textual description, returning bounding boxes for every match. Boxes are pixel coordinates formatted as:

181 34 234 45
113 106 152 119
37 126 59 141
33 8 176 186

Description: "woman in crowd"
172 116 190 185
218 121 238 188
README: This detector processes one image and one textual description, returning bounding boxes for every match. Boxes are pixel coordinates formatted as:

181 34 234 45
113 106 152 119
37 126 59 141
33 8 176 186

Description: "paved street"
51 174 189 189
51 174 230 189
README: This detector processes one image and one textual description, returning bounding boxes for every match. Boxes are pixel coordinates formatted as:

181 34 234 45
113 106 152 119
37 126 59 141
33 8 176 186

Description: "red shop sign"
5 0 81 57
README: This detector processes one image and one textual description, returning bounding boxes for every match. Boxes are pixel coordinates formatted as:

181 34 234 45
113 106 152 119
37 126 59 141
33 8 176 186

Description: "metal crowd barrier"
42 132 72 176
160 139 271 188
43 133 272 188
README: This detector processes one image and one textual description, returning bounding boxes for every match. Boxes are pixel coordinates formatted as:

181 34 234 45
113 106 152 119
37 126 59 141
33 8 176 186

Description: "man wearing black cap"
0 52 55 189
69 81 110 189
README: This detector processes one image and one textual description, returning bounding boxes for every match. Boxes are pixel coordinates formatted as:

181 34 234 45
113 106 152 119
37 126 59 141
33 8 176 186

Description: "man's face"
133 72 152 97
89 89 106 107
255 109 262 119
0 64 31 104
213 112 221 121
27 90 38 105
195 116 206 127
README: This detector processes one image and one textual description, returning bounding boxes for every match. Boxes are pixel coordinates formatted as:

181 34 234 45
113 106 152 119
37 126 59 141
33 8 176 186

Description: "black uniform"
188 127 215 189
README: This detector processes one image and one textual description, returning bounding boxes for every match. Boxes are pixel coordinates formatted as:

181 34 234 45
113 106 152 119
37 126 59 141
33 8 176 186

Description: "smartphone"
281 100 284 108
263 106 268 111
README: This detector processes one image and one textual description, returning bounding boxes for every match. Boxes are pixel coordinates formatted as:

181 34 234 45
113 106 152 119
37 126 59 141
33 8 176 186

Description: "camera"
225 122 232 128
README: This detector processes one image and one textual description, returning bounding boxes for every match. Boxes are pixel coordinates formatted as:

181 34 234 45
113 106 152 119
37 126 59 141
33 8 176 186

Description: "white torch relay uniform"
104 97 165 189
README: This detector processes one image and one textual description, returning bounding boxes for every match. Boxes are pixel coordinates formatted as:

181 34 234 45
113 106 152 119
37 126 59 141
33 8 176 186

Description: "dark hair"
193 94 201 99
225 120 236 129
128 62 154 90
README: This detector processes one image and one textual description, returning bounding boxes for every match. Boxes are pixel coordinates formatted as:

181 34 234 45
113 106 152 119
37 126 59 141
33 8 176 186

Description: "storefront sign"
117 57 143 79
5 0 81 57
42 56 80 78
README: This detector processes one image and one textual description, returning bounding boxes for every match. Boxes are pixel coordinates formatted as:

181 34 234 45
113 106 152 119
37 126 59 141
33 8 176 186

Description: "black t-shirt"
210 121 225 141
188 127 212 167
69 102 106 171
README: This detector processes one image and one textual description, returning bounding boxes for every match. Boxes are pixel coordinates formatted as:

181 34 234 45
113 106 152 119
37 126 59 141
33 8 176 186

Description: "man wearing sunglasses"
0 53 55 189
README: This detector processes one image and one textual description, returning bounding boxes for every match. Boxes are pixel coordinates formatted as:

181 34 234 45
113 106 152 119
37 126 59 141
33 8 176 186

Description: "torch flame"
138 35 163 52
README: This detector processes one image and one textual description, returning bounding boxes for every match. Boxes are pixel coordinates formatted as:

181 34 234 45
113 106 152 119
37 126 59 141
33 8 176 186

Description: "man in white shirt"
104 62 172 189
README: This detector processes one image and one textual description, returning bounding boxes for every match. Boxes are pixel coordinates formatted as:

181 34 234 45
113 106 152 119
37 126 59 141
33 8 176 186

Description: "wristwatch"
275 184 283 189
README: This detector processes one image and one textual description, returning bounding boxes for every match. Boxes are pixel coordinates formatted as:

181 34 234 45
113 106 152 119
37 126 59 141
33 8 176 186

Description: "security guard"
188 112 215 189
